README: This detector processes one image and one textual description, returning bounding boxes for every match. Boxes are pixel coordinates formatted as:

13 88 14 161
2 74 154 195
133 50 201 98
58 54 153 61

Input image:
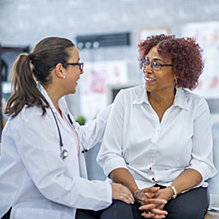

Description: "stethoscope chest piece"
60 146 68 160
50 107 87 160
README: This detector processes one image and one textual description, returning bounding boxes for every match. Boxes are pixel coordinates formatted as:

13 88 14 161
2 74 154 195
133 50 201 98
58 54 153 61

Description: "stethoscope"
50 108 88 160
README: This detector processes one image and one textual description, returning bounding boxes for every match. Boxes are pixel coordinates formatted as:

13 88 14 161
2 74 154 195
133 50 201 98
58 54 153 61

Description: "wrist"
168 185 178 199
133 189 145 205
133 188 141 197
130 185 140 195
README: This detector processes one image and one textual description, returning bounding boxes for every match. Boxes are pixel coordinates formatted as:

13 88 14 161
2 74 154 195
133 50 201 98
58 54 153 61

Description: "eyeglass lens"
143 58 162 71
80 63 84 71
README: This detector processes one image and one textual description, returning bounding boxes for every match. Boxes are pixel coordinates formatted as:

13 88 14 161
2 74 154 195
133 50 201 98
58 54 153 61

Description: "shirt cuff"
186 159 217 183
102 156 128 177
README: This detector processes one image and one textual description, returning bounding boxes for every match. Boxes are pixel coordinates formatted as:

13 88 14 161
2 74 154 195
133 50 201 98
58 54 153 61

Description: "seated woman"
97 34 217 219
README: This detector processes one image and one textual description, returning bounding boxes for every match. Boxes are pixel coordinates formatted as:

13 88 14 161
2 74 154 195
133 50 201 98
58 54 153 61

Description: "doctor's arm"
15 108 135 209
73 104 112 150
13 109 115 210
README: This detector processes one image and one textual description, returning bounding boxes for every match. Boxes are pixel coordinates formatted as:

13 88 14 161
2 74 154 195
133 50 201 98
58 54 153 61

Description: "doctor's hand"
111 183 135 204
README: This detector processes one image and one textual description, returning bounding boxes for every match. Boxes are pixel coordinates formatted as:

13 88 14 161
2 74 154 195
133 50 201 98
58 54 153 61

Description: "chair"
205 194 219 219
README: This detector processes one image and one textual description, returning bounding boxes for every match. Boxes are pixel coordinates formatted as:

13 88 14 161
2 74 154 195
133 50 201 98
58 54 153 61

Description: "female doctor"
0 37 135 219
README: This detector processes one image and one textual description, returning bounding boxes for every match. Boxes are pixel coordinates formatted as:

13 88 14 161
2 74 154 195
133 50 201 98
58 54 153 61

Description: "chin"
72 88 77 94
145 84 151 92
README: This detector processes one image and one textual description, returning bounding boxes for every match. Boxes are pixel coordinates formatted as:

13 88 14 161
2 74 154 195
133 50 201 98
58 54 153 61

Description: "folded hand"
135 187 168 218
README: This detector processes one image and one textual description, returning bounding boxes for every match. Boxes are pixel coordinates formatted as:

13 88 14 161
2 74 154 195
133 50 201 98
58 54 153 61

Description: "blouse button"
149 167 152 170
152 177 155 181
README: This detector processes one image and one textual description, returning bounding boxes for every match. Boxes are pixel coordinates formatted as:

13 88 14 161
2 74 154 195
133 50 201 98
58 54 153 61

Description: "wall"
1 0 219 199
1 0 219 116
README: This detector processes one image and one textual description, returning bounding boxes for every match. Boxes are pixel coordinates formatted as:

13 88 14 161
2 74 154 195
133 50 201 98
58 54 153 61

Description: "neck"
148 88 176 105
147 88 176 122
44 85 63 115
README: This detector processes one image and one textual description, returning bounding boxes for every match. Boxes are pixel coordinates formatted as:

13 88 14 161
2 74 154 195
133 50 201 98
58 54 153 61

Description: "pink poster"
182 21 219 98
80 61 128 121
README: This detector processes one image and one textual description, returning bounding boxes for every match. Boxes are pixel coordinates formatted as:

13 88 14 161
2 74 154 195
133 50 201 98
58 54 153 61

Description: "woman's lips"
145 76 155 83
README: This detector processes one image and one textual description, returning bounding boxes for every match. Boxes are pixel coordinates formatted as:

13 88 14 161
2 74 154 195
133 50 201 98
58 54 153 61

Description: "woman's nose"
143 65 152 74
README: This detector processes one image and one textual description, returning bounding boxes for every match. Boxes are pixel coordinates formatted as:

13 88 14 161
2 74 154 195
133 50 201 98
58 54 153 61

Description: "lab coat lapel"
37 83 73 135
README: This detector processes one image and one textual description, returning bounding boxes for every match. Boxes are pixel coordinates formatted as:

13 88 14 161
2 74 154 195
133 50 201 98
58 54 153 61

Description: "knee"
100 200 133 219
167 207 206 219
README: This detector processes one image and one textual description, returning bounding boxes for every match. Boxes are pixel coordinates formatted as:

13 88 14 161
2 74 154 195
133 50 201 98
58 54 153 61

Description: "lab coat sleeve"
97 90 128 177
74 104 112 150
13 107 112 210
186 98 217 182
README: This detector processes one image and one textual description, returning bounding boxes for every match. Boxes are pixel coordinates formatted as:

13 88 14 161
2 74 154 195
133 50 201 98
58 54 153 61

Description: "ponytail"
4 37 74 118
5 54 49 118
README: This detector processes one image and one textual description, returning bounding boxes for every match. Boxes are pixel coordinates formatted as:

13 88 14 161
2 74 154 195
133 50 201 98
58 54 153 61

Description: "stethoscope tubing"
50 107 87 160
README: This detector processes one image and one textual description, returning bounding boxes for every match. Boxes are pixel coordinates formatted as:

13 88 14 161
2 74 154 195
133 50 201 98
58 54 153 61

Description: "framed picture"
80 60 128 121
182 21 219 99
139 27 170 42
107 83 140 105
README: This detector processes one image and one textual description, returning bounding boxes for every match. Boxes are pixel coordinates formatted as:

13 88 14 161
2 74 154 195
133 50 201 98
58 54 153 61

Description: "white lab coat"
0 84 112 219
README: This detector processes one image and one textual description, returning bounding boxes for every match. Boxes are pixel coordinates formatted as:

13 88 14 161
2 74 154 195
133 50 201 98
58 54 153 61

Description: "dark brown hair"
138 34 204 90
5 37 74 118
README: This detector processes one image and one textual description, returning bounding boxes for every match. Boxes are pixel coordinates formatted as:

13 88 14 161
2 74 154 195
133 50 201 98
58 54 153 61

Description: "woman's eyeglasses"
140 56 173 71
50 62 84 71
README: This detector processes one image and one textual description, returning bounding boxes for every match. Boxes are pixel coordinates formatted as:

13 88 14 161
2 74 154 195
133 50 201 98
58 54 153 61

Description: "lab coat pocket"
11 207 61 219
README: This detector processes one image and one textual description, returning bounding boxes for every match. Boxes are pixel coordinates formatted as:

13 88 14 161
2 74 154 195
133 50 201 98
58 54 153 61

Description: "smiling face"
64 46 84 94
143 45 176 95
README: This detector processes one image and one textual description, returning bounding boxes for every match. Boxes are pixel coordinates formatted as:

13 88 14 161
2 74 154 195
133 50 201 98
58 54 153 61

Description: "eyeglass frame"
140 56 173 71
50 62 84 71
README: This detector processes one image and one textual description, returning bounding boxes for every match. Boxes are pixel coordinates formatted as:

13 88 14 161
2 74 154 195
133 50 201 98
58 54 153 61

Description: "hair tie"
29 53 33 61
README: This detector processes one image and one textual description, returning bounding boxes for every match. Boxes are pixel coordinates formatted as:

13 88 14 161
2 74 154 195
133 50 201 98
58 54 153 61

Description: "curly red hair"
138 34 204 90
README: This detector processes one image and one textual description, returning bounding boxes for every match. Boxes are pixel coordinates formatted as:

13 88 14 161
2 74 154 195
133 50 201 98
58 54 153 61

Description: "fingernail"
128 201 131 204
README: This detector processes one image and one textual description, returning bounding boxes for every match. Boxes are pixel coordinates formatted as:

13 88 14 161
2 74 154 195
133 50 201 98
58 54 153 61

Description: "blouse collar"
133 85 189 110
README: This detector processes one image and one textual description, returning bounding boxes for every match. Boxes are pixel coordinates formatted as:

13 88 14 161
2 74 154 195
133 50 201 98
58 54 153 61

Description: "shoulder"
183 89 207 104
180 88 209 113
3 106 49 143
8 106 49 130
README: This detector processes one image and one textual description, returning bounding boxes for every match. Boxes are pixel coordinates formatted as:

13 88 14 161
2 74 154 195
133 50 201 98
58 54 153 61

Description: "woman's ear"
54 63 65 79
174 74 177 81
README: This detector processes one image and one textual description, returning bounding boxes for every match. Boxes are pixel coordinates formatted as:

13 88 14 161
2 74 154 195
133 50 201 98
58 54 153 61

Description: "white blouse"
97 85 217 190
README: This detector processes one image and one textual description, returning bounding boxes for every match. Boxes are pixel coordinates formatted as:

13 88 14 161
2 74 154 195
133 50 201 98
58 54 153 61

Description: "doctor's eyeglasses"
62 62 84 71
50 62 84 71
139 56 173 71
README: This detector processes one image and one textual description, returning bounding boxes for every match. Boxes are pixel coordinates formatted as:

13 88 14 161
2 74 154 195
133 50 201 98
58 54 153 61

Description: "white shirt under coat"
97 85 217 190
0 84 112 219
